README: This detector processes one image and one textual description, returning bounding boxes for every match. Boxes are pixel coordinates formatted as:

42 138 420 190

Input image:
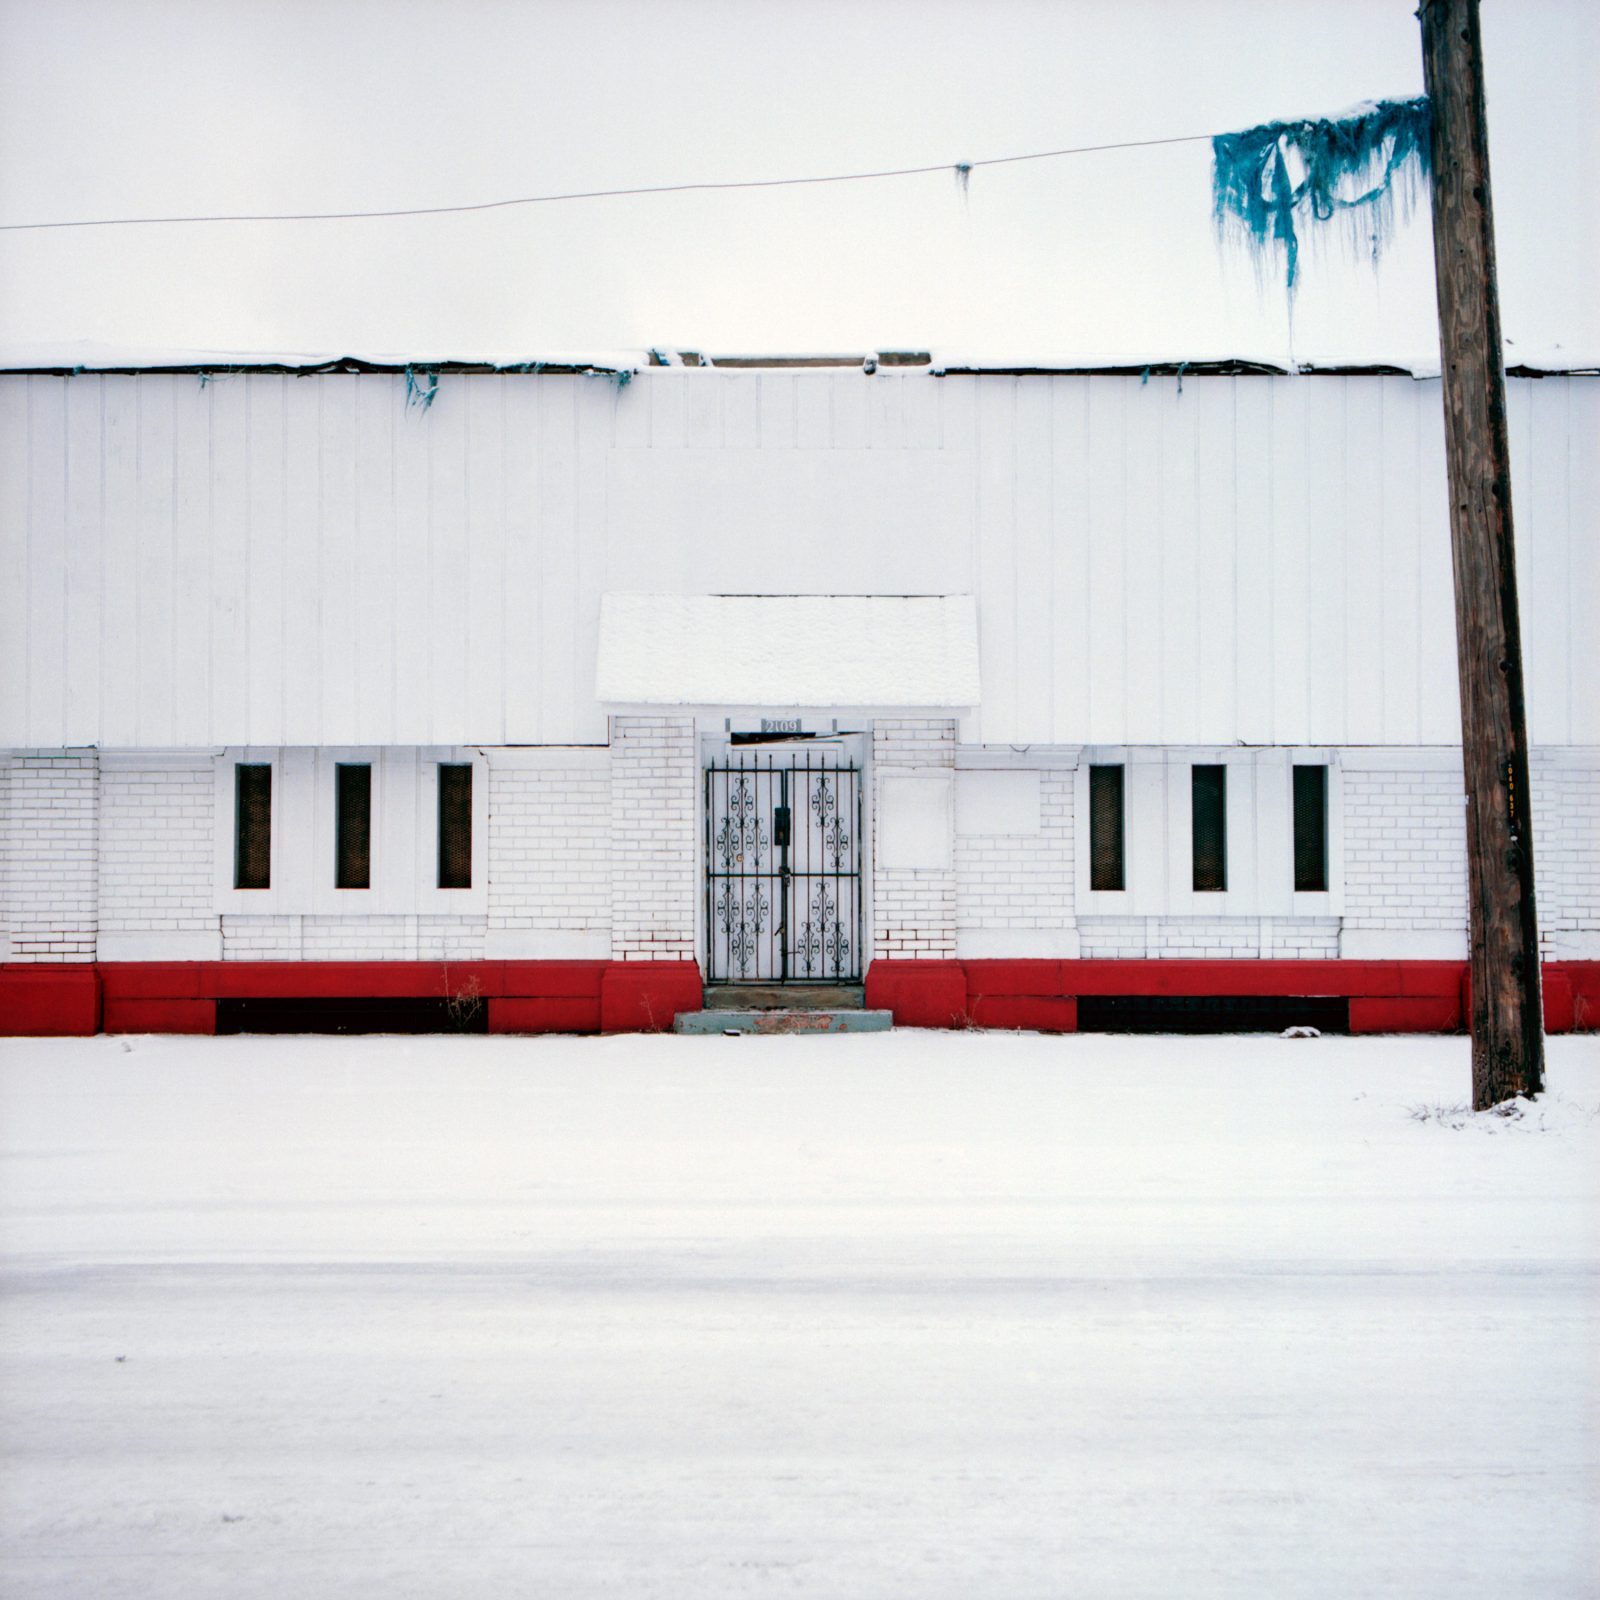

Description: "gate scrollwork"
714 775 768 870
794 880 850 980
808 773 851 872
714 880 770 980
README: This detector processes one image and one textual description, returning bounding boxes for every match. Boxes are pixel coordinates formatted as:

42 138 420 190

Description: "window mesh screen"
1089 765 1125 891
1293 765 1329 892
1191 764 1227 892
335 764 372 890
438 764 472 889
234 764 272 890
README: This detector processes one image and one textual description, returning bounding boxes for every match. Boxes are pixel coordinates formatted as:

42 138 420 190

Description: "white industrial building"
1 355 1595 1034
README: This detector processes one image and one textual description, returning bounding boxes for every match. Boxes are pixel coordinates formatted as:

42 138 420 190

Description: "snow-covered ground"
2 1030 1597 1599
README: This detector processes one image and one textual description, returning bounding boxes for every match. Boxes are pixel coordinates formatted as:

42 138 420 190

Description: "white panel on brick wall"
3 370 1594 750
878 771 954 870
955 770 1041 836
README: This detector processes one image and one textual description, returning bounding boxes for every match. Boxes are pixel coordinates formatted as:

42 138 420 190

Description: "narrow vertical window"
438 764 472 889
1191 764 1227 892
335 764 372 890
1089 764 1125 891
234 764 272 890
1293 764 1329 892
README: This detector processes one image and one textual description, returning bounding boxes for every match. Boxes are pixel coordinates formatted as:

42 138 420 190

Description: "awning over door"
596 593 981 710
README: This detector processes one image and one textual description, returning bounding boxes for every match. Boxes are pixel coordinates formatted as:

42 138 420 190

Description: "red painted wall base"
2 960 704 1037
867 958 1600 1035
5 957 1597 1038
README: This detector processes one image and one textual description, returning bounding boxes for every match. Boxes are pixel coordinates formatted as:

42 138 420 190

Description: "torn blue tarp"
1213 98 1431 312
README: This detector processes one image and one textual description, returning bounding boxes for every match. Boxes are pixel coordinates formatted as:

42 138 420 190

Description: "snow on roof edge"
1 340 1594 379
0 341 643 375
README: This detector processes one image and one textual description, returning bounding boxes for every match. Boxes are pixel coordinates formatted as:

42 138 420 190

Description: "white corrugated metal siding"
1 369 1593 747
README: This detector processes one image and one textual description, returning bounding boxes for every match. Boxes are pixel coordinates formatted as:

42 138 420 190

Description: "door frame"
700 731 868 985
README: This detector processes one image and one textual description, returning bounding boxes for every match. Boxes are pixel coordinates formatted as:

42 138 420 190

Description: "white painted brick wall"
1269 920 1344 958
1341 750 1600 959
5 737 1591 976
99 755 217 953
1342 766 1468 934
1078 916 1340 960
488 760 610 954
873 719 957 959
221 914 488 961
219 916 300 961
1 750 99 962
956 771 1073 949
873 718 957 770
610 716 698 962
1532 750 1600 959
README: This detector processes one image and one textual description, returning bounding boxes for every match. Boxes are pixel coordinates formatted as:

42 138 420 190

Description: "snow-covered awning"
596 593 981 710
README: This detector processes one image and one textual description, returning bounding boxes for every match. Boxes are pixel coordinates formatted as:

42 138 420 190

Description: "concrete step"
703 985 865 1012
674 1009 892 1035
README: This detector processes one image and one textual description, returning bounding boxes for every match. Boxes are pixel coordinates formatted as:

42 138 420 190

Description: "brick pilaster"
609 716 699 962
871 718 957 960
2 750 99 962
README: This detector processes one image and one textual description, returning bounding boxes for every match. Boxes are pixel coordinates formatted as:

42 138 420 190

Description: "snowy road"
2 1031 1597 1598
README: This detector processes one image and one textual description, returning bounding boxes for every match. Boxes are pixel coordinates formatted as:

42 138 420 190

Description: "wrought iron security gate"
705 753 863 984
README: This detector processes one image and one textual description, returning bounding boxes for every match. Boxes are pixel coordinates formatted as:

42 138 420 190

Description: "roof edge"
1 353 1595 380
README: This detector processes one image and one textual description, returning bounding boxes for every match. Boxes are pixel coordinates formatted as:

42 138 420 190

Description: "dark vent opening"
1191 764 1227 891
1089 764 1125 891
216 997 488 1035
1077 994 1350 1035
438 764 472 889
336 764 372 890
234 764 272 890
1293 765 1329 892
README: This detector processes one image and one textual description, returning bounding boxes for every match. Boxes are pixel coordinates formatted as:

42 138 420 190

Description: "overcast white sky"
0 0 1594 366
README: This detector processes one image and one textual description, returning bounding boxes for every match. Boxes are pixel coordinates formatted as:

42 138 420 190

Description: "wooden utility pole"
1418 0 1543 1107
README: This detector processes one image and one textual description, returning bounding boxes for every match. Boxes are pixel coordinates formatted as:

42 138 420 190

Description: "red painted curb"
968 994 1078 1033
864 961 968 1029
99 962 208 1000
862 959 1598 1034
0 965 102 1036
1349 997 1464 1035
205 962 508 1001
599 963 704 1033
5 961 701 1036
104 999 217 1035
5 958 1595 1036
488 997 602 1035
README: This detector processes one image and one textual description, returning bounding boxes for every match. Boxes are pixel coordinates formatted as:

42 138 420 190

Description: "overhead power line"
0 132 1213 233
